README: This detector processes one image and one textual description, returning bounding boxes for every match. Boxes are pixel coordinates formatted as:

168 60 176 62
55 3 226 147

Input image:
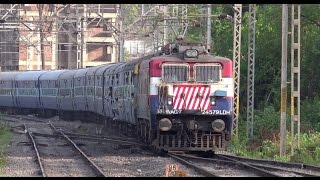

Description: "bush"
230 98 320 166
290 132 320 166
253 106 280 140
300 97 320 132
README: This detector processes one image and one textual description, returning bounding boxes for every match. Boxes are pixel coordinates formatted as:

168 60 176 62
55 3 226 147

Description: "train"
0 39 234 152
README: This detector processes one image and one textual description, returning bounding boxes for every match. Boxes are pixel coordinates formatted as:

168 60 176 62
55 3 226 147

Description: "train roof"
58 69 78 80
39 70 67 81
151 54 232 62
0 72 22 81
86 64 107 76
15 71 47 81
95 63 118 76
104 63 125 75
74 68 90 78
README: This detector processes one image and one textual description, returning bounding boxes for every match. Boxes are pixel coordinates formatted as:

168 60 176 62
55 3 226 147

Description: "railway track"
24 124 45 177
167 153 219 177
1 114 45 123
168 152 279 177
24 122 107 177
2 114 145 147
214 153 320 177
27 128 146 148
7 113 320 177
171 152 320 177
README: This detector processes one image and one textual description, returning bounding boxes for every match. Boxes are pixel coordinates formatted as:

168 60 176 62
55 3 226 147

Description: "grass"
229 131 320 167
0 122 13 175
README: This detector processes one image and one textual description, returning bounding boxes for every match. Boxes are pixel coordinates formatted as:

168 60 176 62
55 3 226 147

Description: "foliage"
300 96 320 132
0 122 13 174
252 106 280 140
122 4 141 27
230 97 320 165
290 132 320 166
205 4 320 165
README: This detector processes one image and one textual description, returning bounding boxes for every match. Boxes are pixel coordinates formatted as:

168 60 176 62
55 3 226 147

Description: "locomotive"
0 38 234 152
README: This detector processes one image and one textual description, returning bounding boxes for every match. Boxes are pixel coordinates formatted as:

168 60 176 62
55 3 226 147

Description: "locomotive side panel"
121 61 137 125
114 64 126 122
15 71 46 110
104 64 123 120
136 60 151 121
0 72 21 108
123 70 135 124
39 70 66 111
86 65 105 115
73 68 90 112
95 65 115 116
58 70 77 111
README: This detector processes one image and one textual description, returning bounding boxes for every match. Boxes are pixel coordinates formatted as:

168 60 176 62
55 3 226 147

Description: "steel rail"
48 121 107 177
248 163 318 177
24 124 46 177
2 114 45 123
168 153 220 177
64 132 137 142
216 154 320 173
186 153 317 177
213 154 278 177
172 153 279 177
32 131 147 148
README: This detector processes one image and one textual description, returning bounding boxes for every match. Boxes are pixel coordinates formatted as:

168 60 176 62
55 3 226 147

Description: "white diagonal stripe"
174 87 184 109
185 87 194 109
188 87 199 109
200 87 210 109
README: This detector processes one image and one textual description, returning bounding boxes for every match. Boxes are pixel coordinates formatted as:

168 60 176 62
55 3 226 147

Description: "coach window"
130 72 133 85
116 74 119 86
125 72 129 85
97 76 100 86
105 75 108 86
106 76 109 86
109 76 112 86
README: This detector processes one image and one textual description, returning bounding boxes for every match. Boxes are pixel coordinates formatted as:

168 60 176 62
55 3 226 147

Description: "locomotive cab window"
194 63 222 83
161 63 189 83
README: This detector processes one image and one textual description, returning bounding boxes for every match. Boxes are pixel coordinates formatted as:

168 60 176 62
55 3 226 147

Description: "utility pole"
232 4 242 137
290 4 301 156
163 5 169 45
206 4 211 52
37 4 45 70
118 4 124 62
246 4 256 140
280 4 288 157
76 7 83 69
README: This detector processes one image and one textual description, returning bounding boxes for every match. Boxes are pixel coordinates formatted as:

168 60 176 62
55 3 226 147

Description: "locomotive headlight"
211 119 225 132
167 96 173 105
185 49 198 58
159 118 172 131
210 96 216 106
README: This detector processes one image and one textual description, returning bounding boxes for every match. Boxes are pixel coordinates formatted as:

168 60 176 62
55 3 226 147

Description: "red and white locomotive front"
149 44 233 152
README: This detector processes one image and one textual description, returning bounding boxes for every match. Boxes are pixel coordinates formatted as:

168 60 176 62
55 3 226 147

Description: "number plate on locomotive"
157 109 182 114
201 110 231 115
